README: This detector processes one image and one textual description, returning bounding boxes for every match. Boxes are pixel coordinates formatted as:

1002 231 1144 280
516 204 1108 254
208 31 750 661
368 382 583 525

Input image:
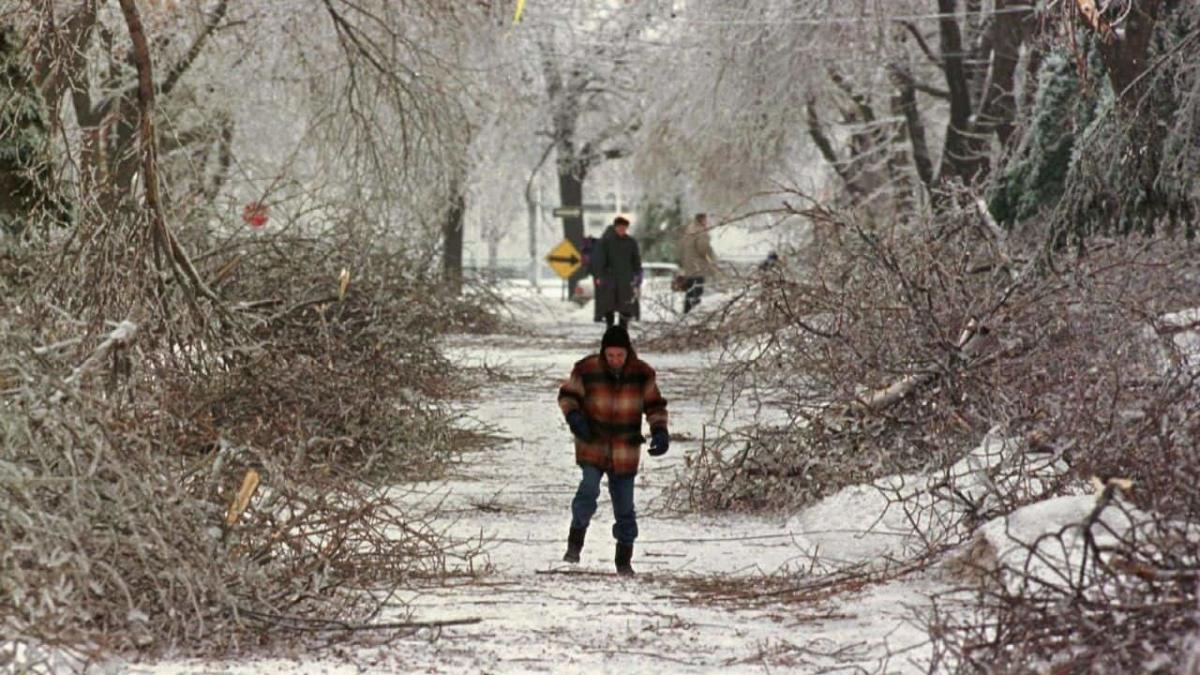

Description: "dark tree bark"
976 0 1031 148
34 0 228 214
117 0 216 303
1075 0 1165 103
936 0 989 185
541 41 585 293
807 71 907 203
806 98 860 195
889 66 935 192
556 168 585 281
201 114 235 202
809 3 1031 210
442 176 465 294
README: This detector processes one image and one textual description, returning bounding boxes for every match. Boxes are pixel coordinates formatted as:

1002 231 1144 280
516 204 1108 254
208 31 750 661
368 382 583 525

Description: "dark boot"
563 527 586 563
615 542 634 576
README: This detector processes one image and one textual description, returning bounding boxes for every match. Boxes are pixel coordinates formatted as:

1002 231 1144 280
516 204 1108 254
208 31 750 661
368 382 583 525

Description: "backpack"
581 235 599 276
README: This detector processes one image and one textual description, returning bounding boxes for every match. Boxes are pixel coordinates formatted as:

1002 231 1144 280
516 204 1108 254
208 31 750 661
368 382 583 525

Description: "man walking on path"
677 213 719 314
557 325 670 576
591 215 643 327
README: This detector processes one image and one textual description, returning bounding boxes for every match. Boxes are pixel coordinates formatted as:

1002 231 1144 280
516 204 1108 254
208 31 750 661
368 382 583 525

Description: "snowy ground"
31 282 1197 674
128 283 944 674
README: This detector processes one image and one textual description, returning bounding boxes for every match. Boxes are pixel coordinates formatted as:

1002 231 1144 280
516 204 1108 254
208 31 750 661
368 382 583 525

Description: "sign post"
552 202 586 296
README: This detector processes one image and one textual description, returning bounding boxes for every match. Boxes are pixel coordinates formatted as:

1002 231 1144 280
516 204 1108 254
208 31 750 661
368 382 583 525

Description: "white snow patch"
1142 306 1200 374
979 492 1148 594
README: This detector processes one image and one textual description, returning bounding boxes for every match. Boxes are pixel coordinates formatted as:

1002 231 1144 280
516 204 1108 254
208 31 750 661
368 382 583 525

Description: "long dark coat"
557 351 669 476
590 225 642 322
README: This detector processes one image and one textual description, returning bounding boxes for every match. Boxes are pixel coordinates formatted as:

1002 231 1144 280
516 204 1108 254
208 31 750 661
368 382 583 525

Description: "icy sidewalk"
358 329 936 674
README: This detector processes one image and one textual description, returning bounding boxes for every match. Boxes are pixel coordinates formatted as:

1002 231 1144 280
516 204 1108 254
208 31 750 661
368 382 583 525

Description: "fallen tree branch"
239 607 482 633
63 320 136 387
117 0 222 307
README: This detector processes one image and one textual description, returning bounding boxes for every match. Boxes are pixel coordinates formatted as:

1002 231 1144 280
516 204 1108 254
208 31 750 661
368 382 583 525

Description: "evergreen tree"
635 198 683 262
988 51 1091 225
1054 4 1197 240
0 24 66 240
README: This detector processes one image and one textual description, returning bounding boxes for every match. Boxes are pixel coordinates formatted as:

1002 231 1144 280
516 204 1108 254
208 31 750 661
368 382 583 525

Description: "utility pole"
527 179 541 291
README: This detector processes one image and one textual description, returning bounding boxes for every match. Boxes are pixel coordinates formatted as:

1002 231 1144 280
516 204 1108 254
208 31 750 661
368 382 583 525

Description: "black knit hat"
600 325 633 353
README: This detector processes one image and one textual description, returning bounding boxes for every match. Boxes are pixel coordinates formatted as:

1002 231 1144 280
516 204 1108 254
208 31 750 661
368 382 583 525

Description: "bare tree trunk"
557 167 585 293
524 143 555 290
976 0 1031 148
805 97 867 198
486 235 498 277
117 0 217 304
42 0 228 217
203 114 235 202
118 0 166 258
442 177 465 294
937 0 989 185
890 65 935 193
1076 0 1164 103
538 35 633 297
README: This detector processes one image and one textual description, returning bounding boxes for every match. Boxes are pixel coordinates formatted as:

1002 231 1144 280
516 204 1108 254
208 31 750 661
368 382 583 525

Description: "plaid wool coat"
557 353 668 476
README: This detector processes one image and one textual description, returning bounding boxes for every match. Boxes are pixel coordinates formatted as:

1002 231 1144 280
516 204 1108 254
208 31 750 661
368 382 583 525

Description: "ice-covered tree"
634 0 1036 220
504 1 664 292
1051 0 1198 238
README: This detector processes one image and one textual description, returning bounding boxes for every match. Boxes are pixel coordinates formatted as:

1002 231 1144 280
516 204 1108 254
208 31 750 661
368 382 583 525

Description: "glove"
566 410 592 442
647 429 670 456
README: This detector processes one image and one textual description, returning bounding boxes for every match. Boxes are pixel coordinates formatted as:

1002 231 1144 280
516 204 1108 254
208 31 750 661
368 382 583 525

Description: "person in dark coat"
557 325 670 576
590 216 643 327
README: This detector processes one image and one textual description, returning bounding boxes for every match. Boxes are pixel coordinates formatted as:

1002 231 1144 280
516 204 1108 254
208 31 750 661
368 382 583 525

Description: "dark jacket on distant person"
590 224 642 322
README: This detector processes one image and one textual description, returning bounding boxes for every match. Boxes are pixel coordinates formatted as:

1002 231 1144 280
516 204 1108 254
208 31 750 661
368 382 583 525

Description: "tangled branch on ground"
659 200 1200 669
926 485 1200 673
670 203 1200 519
0 219 497 659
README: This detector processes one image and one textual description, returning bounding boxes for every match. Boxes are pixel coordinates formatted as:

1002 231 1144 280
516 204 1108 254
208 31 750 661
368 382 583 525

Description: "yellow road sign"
545 238 583 279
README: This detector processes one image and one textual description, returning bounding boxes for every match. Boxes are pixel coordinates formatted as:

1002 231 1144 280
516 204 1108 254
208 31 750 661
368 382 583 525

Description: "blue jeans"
570 464 638 545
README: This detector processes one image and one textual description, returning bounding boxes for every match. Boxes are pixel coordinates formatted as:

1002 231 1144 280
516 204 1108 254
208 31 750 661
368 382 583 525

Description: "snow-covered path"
366 297 936 673
136 291 939 674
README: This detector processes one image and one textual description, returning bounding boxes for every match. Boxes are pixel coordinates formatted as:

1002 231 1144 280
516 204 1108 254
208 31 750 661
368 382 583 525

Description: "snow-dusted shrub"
0 228 494 660
672 199 1199 512
671 212 1200 674
665 209 1200 674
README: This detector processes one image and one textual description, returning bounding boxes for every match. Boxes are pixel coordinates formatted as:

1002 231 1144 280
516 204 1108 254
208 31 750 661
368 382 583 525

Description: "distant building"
582 189 626 238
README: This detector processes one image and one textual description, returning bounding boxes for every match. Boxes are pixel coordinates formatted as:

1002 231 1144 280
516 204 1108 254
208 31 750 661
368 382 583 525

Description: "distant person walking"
558 325 670 576
591 215 642 327
677 213 719 314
